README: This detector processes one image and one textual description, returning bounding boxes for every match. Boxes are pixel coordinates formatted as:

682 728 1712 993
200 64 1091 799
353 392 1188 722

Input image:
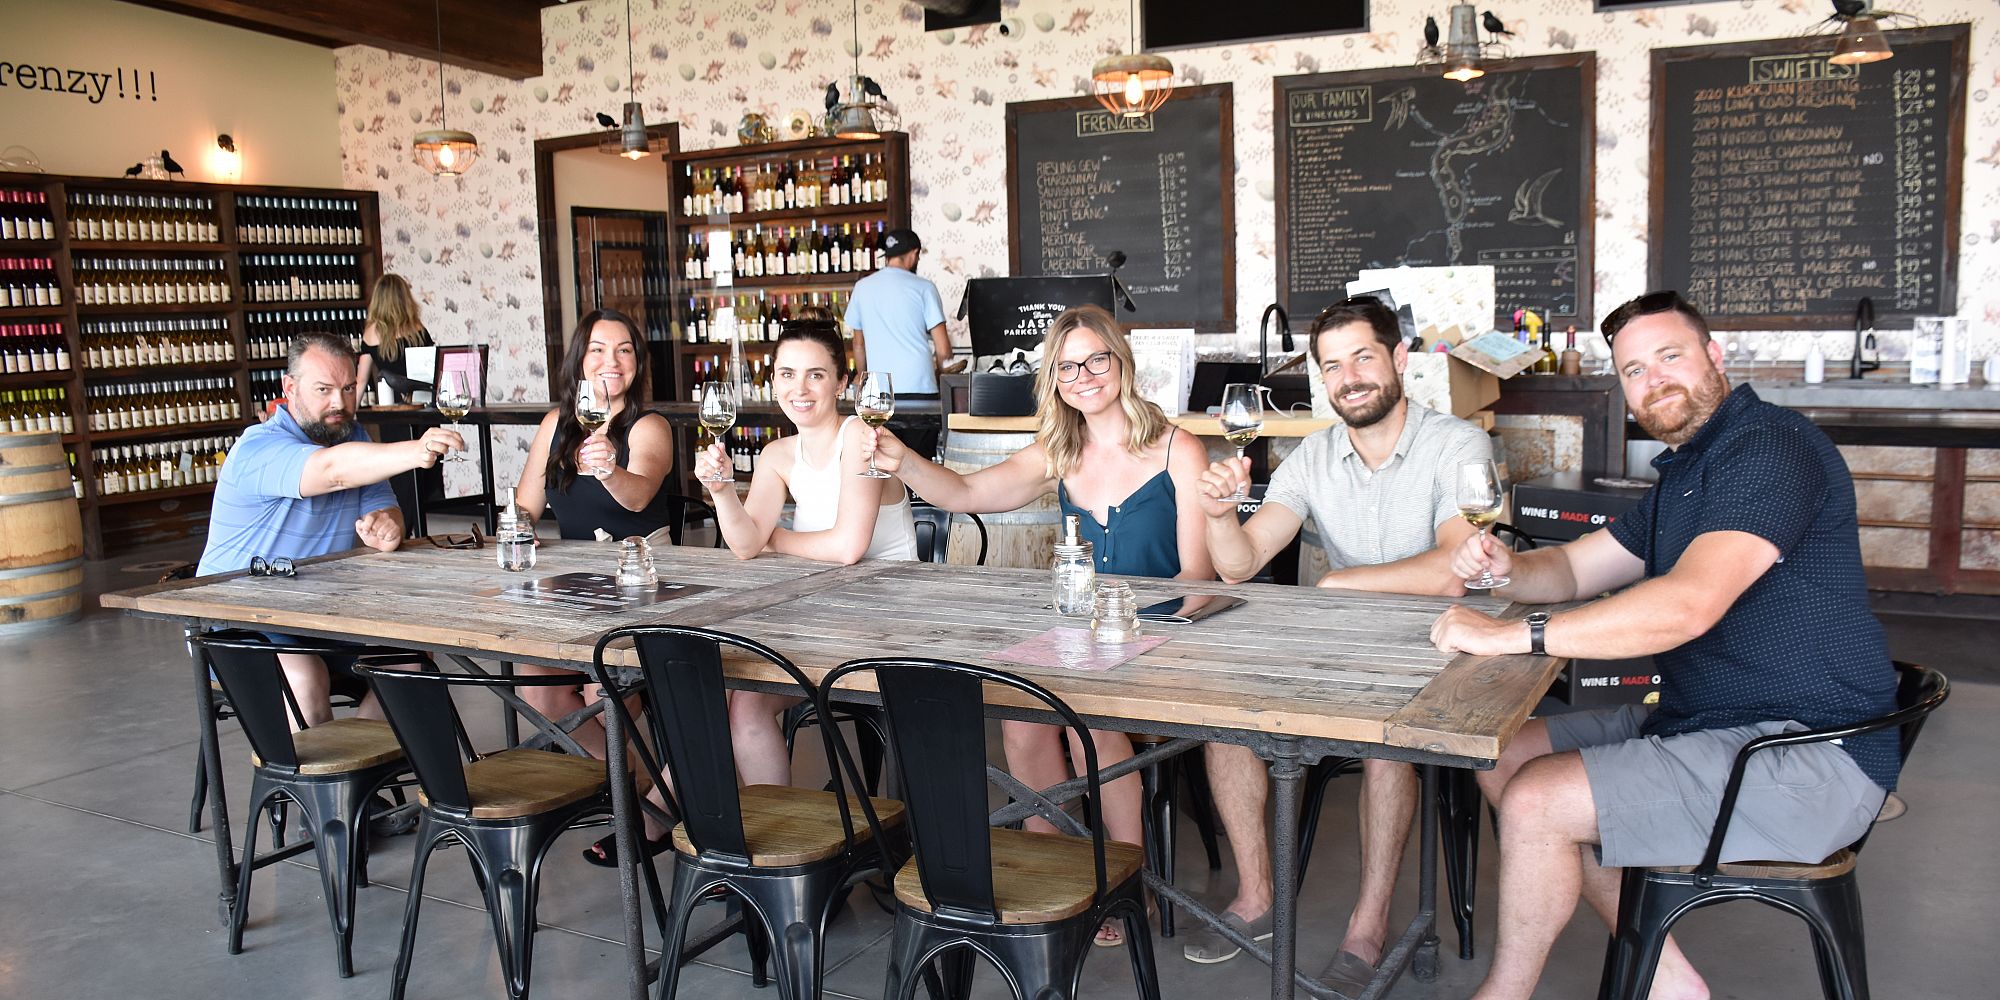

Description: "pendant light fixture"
599 0 671 158
412 0 478 176
1091 0 1173 118
826 0 895 140
1417 3 1509 84
1822 1 1904 66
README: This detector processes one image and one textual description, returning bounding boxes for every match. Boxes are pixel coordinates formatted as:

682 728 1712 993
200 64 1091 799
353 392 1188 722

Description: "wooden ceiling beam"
119 0 550 80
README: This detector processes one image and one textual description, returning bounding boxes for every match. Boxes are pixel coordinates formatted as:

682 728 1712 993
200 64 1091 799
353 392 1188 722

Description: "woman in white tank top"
693 317 917 786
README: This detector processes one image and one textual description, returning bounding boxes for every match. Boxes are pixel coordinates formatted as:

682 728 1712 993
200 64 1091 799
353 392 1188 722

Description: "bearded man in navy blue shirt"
1429 291 1899 1000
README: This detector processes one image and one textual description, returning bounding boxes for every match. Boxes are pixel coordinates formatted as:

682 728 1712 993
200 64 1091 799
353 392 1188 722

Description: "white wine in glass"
697 380 738 484
574 377 612 478
855 371 894 479
1457 459 1511 589
434 370 473 463
1217 382 1264 502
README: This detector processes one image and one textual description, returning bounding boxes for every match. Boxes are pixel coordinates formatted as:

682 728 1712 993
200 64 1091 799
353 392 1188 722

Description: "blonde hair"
1034 305 1171 481
366 274 425 362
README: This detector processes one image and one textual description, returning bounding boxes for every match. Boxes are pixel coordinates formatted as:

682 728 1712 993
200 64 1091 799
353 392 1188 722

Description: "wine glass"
697 380 738 484
854 371 894 479
1457 459 1511 590
434 370 473 463
1217 382 1264 502
574 377 612 478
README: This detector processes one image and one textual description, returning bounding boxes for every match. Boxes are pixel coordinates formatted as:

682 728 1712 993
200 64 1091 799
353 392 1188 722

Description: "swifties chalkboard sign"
1274 54 1595 328
1650 25 1968 330
1005 85 1234 331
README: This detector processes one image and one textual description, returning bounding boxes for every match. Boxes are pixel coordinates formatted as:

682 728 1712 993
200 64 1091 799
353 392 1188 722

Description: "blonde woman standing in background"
358 274 434 402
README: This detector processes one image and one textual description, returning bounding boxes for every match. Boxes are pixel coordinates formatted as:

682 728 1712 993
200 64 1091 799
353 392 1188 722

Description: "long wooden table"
104 541 1562 1000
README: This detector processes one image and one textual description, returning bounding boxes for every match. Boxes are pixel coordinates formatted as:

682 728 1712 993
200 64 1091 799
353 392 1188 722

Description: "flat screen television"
1140 0 1367 51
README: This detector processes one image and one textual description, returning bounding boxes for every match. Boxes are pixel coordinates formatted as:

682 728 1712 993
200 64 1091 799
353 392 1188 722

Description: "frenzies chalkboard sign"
1649 25 1968 330
1274 54 1594 330
1005 85 1235 332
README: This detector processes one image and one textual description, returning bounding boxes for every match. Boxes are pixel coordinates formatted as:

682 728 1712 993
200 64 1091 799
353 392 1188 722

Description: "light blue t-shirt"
196 407 398 575
843 265 946 393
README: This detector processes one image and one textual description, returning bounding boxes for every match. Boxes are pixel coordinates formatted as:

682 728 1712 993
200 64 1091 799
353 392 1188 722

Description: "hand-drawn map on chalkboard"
1275 54 1595 328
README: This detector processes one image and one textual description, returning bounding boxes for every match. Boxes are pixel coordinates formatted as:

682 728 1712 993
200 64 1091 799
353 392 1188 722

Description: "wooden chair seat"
419 748 606 820
252 717 404 775
671 783 906 866
894 827 1144 924
1655 848 1856 881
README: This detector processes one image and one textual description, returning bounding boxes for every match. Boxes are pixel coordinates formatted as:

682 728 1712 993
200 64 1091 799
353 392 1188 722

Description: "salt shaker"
494 486 537 572
1052 513 1095 616
615 537 659 589
1090 581 1141 644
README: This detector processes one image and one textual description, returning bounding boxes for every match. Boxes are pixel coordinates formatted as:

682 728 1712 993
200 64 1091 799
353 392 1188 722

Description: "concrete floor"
3 537 1996 1000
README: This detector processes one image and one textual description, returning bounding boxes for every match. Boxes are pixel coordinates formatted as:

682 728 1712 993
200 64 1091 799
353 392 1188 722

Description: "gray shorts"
1544 705 1886 869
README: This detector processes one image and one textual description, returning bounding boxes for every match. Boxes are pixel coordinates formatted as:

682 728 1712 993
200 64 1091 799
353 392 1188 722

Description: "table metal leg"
187 624 237 926
498 660 520 748
1415 764 1441 980
602 689 650 1000
1267 736 1306 1000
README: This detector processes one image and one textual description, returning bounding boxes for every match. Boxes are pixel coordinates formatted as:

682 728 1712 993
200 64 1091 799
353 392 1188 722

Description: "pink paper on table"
992 626 1167 672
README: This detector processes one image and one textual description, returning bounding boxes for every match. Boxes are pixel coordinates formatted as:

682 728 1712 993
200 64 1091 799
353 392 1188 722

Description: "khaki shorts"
1543 705 1886 869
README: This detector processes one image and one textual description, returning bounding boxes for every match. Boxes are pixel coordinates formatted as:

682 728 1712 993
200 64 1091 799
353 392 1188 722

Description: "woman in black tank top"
511 309 681 864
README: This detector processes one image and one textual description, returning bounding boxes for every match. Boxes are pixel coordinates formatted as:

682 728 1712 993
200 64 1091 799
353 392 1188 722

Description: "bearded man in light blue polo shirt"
198 330 461 724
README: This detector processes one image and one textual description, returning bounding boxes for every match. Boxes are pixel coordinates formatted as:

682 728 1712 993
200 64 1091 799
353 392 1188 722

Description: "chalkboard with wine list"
1004 85 1234 332
1649 24 1968 330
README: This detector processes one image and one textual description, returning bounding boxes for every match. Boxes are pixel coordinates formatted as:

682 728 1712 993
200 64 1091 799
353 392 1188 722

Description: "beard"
296 407 353 447
1331 375 1403 429
1634 366 1729 446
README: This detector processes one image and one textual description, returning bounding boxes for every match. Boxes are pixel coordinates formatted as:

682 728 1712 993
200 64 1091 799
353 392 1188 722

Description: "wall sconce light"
211 133 242 183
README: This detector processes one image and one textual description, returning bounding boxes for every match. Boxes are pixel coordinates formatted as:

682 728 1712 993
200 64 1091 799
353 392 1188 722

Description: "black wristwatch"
1525 612 1550 655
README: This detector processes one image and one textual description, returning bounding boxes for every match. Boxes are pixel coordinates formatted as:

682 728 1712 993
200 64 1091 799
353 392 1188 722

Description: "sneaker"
367 793 418 838
1181 908 1274 964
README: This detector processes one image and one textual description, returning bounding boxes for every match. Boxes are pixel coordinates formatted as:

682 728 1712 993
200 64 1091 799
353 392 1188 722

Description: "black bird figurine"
1482 11 1514 38
1831 0 1868 18
824 81 840 111
123 162 144 178
1424 15 1441 49
159 149 185 178
859 75 884 100
595 111 618 128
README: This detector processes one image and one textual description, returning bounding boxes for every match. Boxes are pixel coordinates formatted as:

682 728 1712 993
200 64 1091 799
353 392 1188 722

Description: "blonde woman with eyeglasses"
864 303 1214 946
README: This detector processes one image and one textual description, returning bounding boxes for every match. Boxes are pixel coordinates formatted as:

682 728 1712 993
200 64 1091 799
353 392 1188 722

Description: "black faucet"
1850 296 1881 380
1259 303 1292 376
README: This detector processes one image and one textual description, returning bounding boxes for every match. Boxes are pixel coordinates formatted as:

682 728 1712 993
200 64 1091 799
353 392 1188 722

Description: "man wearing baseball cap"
845 227 951 457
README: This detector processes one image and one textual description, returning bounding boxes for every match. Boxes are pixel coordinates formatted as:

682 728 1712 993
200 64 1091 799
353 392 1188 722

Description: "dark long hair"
546 309 649 493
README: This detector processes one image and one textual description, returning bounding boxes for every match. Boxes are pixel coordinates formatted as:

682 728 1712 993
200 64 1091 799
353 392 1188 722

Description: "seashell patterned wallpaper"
333 0 2000 489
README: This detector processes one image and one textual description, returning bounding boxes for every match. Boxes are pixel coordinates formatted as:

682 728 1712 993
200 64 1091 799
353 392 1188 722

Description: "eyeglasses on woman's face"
1055 351 1115 383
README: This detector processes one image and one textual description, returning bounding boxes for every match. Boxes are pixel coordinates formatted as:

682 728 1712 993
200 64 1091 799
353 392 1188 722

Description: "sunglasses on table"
420 526 486 550
248 556 296 578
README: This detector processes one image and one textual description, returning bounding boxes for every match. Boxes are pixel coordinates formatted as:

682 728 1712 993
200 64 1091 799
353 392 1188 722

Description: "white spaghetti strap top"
788 417 918 561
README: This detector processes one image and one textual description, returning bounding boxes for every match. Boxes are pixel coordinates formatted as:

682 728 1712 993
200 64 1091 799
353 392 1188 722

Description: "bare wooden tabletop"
103 541 1562 761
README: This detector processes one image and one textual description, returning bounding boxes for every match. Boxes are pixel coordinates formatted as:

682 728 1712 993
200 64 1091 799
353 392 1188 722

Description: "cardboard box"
1547 657 1661 710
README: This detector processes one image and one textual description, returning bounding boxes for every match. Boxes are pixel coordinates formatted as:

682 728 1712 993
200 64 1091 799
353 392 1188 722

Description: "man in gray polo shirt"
1184 296 1491 996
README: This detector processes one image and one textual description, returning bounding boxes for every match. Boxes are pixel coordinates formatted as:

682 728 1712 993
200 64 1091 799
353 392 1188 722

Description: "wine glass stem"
1234 445 1248 499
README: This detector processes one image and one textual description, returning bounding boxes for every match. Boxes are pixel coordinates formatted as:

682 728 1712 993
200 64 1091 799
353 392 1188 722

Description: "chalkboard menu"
1274 54 1595 329
1650 25 1968 330
1005 85 1234 332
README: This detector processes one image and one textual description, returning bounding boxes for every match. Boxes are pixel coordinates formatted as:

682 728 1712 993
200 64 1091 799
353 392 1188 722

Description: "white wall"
551 145 671 339
2 0 340 186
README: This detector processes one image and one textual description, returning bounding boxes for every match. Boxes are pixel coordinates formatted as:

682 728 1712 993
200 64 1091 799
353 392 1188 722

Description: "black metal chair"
824 656 1160 1000
587 625 907 1000
192 631 416 977
910 501 987 566
1597 662 1950 1000
662 493 722 548
354 661 650 1000
188 669 368 835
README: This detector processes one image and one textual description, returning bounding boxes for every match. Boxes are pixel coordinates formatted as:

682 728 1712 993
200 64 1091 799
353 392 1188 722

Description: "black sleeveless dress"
548 413 680 540
363 327 434 402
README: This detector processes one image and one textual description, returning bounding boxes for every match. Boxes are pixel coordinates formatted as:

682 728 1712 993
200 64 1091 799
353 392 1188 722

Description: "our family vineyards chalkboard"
1650 25 1968 330
1005 84 1234 331
1275 54 1595 329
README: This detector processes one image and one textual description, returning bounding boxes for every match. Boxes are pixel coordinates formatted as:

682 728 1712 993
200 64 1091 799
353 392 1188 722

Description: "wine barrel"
937 429 1057 569
0 433 85 632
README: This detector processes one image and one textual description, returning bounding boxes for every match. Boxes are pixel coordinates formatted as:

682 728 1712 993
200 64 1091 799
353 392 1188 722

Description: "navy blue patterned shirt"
1608 384 1900 790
